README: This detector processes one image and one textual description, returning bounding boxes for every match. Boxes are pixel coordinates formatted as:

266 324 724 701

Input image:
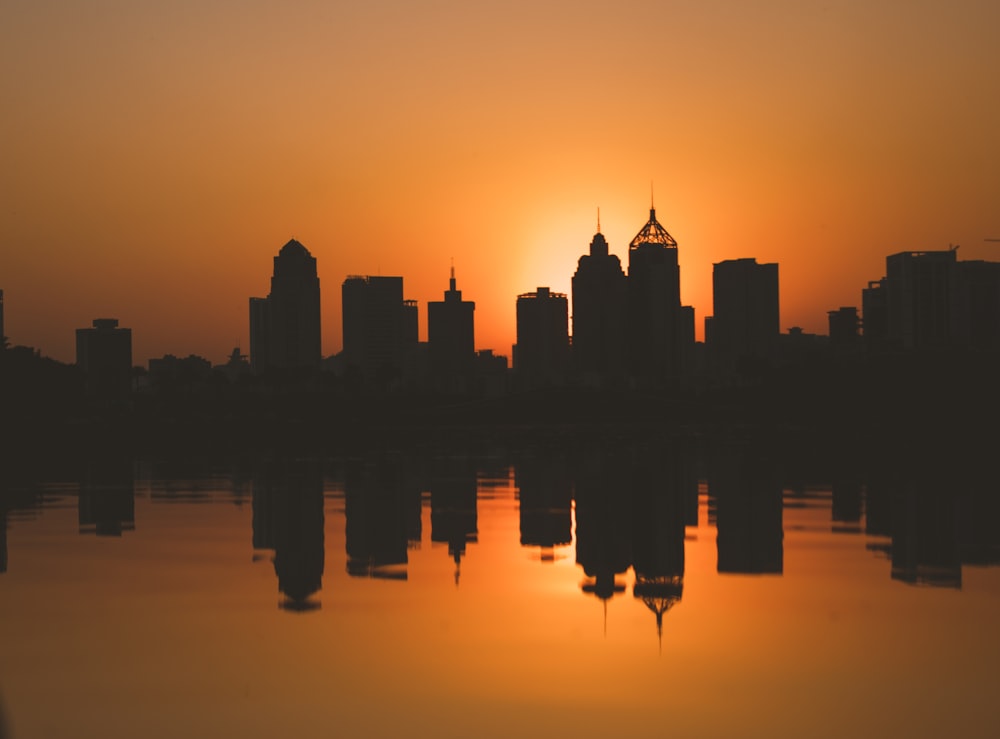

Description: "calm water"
1 440 998 738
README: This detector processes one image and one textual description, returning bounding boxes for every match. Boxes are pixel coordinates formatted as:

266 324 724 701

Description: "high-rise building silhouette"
863 250 1000 352
627 206 694 386
885 250 955 351
427 267 475 391
952 260 1000 351
706 258 779 374
342 275 418 386
514 287 569 387
76 318 132 402
249 239 321 373
571 223 627 387
0 289 5 345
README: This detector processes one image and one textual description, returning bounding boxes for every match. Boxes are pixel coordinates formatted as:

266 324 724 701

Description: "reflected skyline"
2 439 999 738
1 441 997 597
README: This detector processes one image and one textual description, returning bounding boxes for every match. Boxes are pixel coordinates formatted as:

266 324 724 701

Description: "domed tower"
571 214 628 386
250 239 322 372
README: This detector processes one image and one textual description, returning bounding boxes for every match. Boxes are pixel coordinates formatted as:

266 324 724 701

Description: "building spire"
450 257 456 291
629 197 677 250
597 207 601 234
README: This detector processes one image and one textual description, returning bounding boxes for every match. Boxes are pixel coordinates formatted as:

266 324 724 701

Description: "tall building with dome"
571 221 627 386
249 239 322 372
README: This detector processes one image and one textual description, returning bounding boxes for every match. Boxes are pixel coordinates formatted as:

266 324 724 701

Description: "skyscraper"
885 250 956 351
514 287 569 387
0 289 5 346
571 225 627 386
249 239 322 373
863 250 1000 352
427 267 475 390
626 205 693 385
341 275 418 385
707 258 779 373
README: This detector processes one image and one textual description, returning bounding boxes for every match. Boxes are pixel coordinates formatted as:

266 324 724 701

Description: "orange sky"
2 1 999 364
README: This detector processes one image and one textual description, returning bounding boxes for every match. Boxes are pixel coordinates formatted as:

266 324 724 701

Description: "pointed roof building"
629 206 678 250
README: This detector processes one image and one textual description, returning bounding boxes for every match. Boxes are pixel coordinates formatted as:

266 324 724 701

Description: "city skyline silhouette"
3 3 998 364
3 4 999 737
4 207 998 376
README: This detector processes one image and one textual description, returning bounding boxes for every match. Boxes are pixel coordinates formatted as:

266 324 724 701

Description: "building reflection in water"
573 446 630 626
0 479 48 574
516 452 572 563
861 465 1000 589
343 454 420 581
252 458 325 611
631 441 690 647
569 438 698 641
959 483 1000 568
708 441 783 575
831 476 863 534
429 454 478 585
0 505 7 574
78 457 135 537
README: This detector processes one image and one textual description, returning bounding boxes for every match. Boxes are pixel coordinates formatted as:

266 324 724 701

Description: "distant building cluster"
3 204 999 403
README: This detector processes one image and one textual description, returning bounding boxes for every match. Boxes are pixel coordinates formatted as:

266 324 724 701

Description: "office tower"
952 260 1000 351
864 250 1000 353
76 318 133 401
885 250 956 351
627 206 693 385
248 239 322 373
427 267 475 390
342 275 418 385
708 258 779 372
514 287 569 387
571 226 627 386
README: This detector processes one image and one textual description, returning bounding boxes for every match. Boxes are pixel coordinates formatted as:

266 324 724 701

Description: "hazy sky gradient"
3 0 998 363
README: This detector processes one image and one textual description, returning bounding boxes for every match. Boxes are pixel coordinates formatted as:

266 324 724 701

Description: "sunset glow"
2 1 998 363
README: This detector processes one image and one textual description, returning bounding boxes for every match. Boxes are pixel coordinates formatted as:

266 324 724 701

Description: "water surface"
1 443 997 738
